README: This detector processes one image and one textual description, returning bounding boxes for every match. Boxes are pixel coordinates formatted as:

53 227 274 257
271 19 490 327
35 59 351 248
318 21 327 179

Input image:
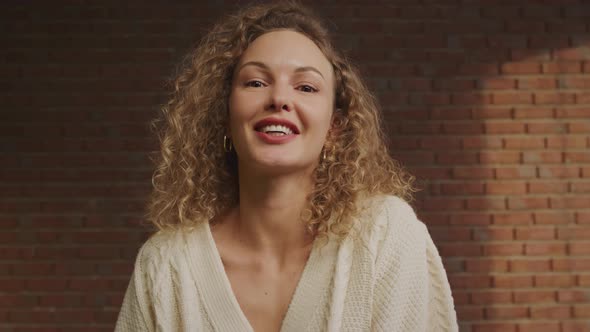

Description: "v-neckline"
184 221 337 332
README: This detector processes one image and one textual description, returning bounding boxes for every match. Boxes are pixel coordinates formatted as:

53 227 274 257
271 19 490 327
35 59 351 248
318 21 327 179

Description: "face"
228 30 335 175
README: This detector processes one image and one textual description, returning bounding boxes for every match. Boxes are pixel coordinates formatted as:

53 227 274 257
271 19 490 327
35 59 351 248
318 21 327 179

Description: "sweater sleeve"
425 233 459 332
114 241 156 332
370 196 458 332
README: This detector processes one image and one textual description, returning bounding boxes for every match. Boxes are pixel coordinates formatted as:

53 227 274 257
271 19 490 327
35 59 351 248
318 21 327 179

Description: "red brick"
428 226 471 242
502 62 542 74
518 322 560 332
504 137 545 149
510 259 551 272
493 275 534 288
442 123 484 135
466 197 506 210
430 108 471 120
578 93 590 104
459 63 500 75
484 122 525 134
523 151 563 164
470 291 512 305
465 259 509 273
542 62 582 74
507 197 549 210
578 212 590 224
514 290 556 304
480 151 521 164
518 78 557 90
555 108 590 118
527 122 568 134
515 227 555 240
493 93 534 105
433 78 475 91
495 167 537 179
493 212 533 225
525 243 567 256
449 275 492 289
485 182 526 195
566 152 590 163
553 259 590 272
472 108 512 119
535 211 575 225
562 321 590 332
473 323 517 332
421 197 464 211
546 136 587 148
535 92 576 105
561 77 590 89
457 306 485 321
573 305 590 318
530 305 572 319
480 78 516 90
449 213 491 225
535 275 576 287
558 290 590 303
453 167 494 179
452 290 470 306
570 242 590 255
472 227 514 241
555 48 590 61
557 226 590 240
485 306 528 319
451 92 492 105
411 167 452 179
539 166 581 179
437 152 479 165
462 137 503 149
551 196 590 209
513 107 554 119
439 243 482 257
483 243 524 256
528 181 569 194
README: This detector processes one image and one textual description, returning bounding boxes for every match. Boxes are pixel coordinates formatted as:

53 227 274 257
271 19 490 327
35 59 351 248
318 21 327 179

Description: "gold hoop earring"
223 135 233 153
321 146 327 162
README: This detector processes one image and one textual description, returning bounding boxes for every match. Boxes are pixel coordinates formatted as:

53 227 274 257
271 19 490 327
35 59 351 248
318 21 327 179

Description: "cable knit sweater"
115 195 458 331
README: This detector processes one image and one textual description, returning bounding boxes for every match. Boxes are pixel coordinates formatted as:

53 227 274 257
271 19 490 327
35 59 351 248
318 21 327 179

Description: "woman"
115 2 458 331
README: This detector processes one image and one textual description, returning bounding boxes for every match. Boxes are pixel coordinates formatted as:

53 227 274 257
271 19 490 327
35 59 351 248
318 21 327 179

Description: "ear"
329 109 344 137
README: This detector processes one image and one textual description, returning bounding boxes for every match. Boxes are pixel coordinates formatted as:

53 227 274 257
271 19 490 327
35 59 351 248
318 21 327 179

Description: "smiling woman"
115 1 458 331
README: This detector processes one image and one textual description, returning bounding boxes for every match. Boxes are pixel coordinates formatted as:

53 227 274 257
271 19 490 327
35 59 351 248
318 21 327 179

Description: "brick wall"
1 1 589 331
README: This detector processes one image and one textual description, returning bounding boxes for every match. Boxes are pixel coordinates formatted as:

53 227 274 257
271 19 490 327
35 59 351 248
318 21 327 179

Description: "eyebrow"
238 61 325 79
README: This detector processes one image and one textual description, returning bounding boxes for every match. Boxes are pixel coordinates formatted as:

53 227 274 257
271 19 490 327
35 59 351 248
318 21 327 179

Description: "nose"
267 84 293 112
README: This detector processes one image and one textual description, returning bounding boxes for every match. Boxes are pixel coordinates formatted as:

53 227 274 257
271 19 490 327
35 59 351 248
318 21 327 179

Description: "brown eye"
246 80 265 88
298 85 318 93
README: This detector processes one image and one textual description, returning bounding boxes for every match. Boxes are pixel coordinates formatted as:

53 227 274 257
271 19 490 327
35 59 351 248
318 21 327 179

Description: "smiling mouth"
256 124 294 136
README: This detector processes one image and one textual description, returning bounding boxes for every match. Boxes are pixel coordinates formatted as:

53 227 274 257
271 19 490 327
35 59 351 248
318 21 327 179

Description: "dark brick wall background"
1 1 589 331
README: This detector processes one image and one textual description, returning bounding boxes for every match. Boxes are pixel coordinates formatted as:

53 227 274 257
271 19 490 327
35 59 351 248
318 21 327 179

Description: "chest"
224 264 306 332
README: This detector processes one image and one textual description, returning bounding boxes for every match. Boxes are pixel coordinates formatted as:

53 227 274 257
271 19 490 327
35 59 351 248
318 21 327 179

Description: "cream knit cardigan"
115 195 458 331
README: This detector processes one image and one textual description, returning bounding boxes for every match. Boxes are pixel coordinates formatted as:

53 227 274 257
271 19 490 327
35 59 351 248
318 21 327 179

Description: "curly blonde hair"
148 1 416 238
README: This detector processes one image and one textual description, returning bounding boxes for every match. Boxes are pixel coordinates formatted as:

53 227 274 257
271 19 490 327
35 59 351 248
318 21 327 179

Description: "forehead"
237 30 333 81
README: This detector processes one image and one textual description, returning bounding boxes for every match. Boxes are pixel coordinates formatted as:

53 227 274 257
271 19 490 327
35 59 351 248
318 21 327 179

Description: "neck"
232 165 316 255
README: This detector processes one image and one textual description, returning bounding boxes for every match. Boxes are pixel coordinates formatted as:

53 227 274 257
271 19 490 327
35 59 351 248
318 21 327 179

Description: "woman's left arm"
425 234 459 332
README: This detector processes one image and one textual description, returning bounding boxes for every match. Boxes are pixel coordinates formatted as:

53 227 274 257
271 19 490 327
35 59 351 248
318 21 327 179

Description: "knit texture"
115 195 458 331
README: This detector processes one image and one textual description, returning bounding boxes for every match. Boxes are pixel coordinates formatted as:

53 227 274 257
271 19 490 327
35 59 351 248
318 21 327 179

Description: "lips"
254 117 300 135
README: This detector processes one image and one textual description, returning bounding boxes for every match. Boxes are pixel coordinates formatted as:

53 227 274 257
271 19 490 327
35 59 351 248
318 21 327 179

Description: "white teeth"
260 124 293 135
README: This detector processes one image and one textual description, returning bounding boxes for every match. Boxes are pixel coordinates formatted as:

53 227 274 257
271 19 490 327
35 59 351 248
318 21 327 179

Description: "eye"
298 84 318 93
245 80 265 88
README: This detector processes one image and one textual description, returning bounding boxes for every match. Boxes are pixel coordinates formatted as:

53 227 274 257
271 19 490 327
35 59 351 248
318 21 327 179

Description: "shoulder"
134 227 194 276
359 194 428 240
356 195 432 271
